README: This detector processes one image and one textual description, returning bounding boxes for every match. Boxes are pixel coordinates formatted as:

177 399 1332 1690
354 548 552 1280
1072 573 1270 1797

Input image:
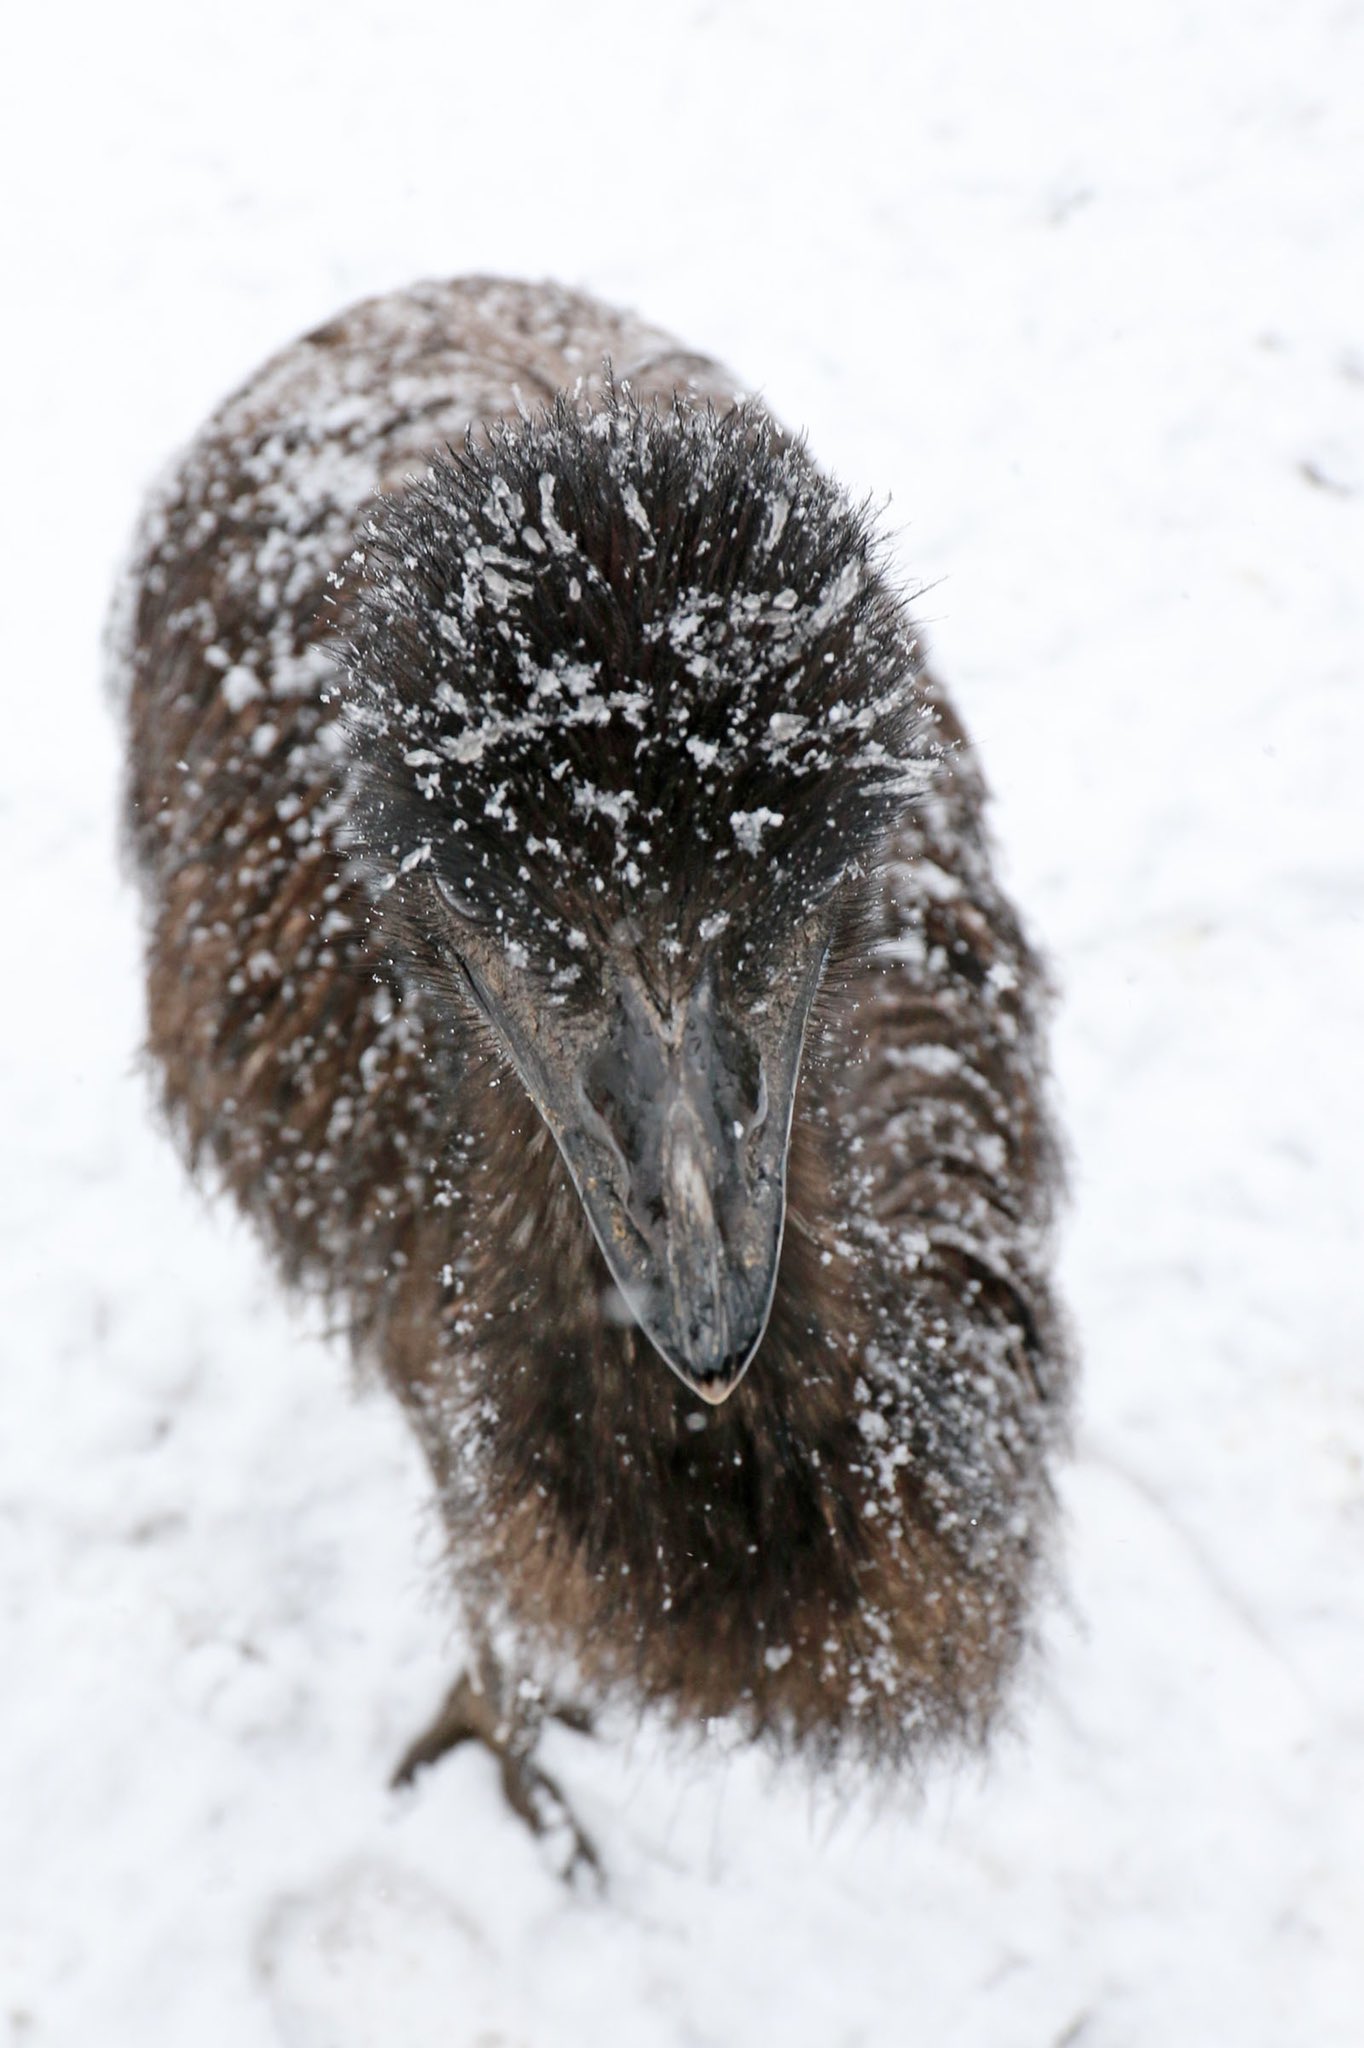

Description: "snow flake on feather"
537 474 577 557
621 482 652 536
572 782 636 828
730 807 785 855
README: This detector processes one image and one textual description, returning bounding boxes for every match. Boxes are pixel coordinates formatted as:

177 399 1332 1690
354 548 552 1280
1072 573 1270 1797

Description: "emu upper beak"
466 944 825 1402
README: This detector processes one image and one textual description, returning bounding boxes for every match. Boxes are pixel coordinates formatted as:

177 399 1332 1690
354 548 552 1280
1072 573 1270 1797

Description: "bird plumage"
114 276 1069 1782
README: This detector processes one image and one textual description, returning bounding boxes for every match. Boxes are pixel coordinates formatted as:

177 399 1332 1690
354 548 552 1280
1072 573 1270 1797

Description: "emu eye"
432 872 479 922
728 946 772 1007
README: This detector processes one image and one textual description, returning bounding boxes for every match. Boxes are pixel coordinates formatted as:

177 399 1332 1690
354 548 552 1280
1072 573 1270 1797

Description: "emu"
114 277 1069 1871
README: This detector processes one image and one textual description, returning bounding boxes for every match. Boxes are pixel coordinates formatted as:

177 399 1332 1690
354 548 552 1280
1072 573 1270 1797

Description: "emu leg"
391 1650 600 1883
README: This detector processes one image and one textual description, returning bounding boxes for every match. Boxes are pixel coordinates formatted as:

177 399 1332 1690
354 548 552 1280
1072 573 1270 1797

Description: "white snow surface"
4 2 1362 2043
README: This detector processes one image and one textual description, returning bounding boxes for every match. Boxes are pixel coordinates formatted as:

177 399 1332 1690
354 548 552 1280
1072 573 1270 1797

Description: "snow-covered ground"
4 2 1362 2041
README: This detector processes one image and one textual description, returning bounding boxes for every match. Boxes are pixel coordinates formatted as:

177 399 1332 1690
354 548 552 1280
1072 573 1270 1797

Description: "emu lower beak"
469 947 825 1403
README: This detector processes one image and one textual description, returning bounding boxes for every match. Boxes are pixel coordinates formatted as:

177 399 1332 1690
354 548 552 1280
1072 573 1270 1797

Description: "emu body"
115 278 1068 1780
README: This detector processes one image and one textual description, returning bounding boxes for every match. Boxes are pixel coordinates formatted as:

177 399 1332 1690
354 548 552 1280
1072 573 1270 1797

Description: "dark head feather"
337 388 937 998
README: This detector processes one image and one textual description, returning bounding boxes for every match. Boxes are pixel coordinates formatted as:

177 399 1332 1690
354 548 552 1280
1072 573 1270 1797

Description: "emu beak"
574 955 825 1401
466 945 825 1402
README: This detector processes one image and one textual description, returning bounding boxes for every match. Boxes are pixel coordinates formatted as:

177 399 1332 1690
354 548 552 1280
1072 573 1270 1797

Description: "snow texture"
3 1 1362 2044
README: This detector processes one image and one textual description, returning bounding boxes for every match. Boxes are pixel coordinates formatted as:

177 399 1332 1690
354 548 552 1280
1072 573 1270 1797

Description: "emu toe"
393 1665 601 1887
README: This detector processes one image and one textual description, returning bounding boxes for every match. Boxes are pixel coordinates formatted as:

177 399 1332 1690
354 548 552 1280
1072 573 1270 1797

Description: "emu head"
338 392 931 1402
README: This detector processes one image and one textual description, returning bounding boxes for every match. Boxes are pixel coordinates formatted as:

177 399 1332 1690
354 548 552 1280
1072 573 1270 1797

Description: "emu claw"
496 1746 602 1888
392 1670 601 1885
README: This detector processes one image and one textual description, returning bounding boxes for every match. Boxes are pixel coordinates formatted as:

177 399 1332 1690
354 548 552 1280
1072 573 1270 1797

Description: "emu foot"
392 1669 601 1885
